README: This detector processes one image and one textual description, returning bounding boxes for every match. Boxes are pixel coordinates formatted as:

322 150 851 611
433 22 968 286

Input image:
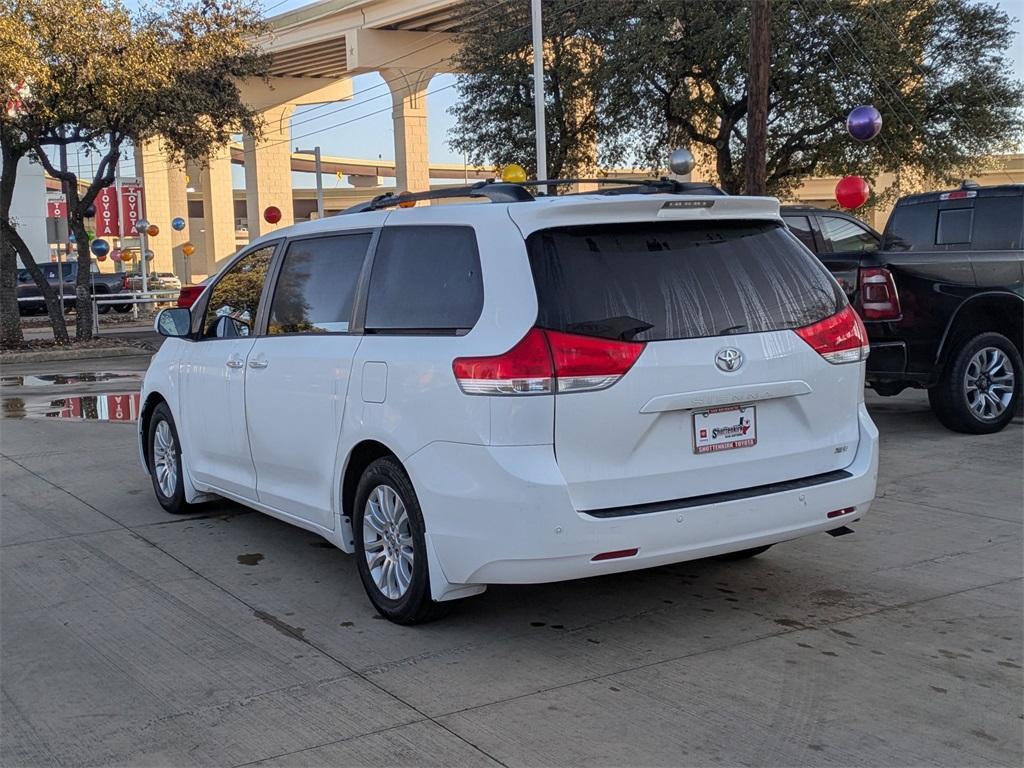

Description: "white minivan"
140 181 879 623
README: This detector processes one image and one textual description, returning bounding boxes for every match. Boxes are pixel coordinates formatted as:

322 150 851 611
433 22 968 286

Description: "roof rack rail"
339 177 725 215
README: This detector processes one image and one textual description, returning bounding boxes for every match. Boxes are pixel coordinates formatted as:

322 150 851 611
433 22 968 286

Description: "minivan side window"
819 215 878 253
201 245 274 339
364 226 483 334
268 233 371 335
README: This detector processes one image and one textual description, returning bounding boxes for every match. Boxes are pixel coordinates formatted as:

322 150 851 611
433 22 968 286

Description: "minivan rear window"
528 221 842 342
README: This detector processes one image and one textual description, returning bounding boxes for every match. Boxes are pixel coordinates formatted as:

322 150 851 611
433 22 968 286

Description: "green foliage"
0 0 270 342
450 0 1024 195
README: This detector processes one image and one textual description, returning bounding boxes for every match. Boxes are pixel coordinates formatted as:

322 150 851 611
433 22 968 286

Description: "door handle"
226 356 244 369
248 358 268 369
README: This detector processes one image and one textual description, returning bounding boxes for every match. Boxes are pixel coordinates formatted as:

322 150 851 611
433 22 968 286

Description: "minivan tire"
928 332 1021 434
148 402 192 514
353 457 447 624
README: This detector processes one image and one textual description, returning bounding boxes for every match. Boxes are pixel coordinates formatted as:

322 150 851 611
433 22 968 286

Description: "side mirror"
155 307 191 338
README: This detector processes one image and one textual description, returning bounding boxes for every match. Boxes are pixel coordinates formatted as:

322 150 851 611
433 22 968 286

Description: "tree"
451 0 1024 197
0 0 269 347
448 0 608 179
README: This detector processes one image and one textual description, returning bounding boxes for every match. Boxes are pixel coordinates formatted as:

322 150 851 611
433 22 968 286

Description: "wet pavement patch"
0 371 143 387
1 392 141 421
252 610 305 641
237 553 264 566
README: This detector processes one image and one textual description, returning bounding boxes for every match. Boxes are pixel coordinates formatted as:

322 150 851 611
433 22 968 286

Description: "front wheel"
353 457 446 624
148 403 192 514
929 332 1021 434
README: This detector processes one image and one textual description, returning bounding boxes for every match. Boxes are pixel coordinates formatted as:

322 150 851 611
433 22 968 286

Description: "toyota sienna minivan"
141 181 879 623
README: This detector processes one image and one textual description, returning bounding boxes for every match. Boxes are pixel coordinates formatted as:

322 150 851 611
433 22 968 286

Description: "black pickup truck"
785 184 1023 434
17 261 131 315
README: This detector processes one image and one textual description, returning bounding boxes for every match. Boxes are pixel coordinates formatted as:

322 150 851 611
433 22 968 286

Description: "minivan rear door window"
528 221 842 342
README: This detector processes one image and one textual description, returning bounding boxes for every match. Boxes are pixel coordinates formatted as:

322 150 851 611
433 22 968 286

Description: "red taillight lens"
177 285 204 309
859 267 901 320
452 328 645 395
545 329 645 393
452 327 553 395
122 275 131 291
794 305 870 365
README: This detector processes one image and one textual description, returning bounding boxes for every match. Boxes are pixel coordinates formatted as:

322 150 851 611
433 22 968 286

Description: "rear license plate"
693 405 757 454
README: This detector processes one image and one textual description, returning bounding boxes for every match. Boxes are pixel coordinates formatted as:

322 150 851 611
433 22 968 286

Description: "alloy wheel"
362 485 414 600
152 420 178 497
964 346 1015 421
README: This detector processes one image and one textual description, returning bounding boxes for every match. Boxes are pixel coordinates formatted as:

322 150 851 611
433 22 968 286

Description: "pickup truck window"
819 215 878 253
936 208 972 245
782 215 816 251
972 197 1023 250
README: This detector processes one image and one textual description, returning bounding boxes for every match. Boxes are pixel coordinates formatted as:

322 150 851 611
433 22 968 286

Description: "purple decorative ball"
847 105 882 142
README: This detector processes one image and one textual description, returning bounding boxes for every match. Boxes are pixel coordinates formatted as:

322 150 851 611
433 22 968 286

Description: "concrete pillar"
243 104 295 238
135 141 174 274
198 144 236 278
166 162 191 282
381 68 434 194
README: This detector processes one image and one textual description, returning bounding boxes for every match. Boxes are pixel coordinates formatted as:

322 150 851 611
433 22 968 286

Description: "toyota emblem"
715 347 743 372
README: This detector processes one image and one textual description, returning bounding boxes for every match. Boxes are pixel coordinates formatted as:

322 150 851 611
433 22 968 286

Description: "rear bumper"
408 405 879 587
866 341 907 376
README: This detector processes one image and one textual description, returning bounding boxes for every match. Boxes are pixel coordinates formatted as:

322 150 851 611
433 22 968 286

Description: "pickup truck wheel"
114 304 132 313
353 457 448 624
929 332 1021 434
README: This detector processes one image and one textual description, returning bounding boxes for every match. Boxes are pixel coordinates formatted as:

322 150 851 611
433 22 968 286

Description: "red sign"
95 186 119 236
46 193 66 219
118 179 145 237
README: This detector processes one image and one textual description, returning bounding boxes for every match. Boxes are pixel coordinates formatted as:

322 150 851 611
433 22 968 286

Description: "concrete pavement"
0 383 1021 767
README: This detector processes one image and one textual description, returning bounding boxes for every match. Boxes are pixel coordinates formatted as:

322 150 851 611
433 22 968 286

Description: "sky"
111 0 1024 188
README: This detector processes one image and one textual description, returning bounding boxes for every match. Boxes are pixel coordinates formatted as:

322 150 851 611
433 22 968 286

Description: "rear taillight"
452 328 645 395
121 275 131 291
795 305 870 365
859 267 901 320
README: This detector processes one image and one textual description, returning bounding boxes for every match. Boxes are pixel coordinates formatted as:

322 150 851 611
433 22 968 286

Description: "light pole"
297 146 324 219
134 219 150 295
530 0 547 186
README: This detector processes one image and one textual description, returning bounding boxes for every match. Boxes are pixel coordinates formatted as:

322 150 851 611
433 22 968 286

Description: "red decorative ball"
263 206 282 224
835 175 870 209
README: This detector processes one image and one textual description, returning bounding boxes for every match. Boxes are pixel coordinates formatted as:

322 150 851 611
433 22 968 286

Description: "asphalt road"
1 361 1021 767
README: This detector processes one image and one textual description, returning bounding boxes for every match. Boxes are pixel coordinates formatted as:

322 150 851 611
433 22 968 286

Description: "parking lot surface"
1 371 1021 767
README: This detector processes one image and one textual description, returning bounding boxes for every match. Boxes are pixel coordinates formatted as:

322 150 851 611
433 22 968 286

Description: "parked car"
177 276 212 309
140 181 879 623
125 271 182 292
791 184 1023 434
781 205 882 297
17 261 131 314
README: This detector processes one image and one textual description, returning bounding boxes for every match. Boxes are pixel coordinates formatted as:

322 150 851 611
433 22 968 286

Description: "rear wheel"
148 403 191 514
929 332 1021 434
716 544 772 561
353 457 446 624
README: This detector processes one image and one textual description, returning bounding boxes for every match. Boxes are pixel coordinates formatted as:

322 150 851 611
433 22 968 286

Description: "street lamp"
296 146 324 219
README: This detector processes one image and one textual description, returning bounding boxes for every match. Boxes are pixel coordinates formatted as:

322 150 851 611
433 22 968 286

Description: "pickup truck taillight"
859 267 901 320
121 275 131 291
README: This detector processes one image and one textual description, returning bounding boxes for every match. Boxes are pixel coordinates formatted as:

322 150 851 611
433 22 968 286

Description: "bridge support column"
135 141 174 274
243 104 295 238
197 145 236 278
382 68 434 194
